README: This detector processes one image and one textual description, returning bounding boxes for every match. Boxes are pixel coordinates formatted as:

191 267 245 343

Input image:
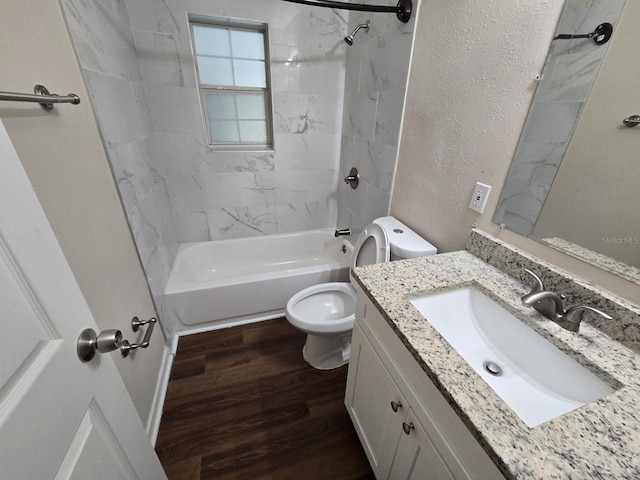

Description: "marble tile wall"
62 0 351 334
124 0 347 242
61 0 180 337
62 0 415 334
337 9 416 234
493 0 626 236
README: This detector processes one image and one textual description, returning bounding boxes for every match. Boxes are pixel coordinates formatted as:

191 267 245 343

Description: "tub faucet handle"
335 228 351 237
344 167 359 189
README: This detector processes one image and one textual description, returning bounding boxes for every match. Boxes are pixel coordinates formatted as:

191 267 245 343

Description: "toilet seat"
286 282 356 335
351 223 390 268
285 223 389 337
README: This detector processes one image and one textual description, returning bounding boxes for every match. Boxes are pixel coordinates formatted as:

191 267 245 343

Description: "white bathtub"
165 228 353 332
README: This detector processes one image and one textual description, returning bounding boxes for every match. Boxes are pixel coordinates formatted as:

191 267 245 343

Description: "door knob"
390 400 403 412
77 328 122 362
623 115 640 127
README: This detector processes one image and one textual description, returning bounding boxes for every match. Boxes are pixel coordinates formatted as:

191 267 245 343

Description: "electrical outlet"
469 182 491 213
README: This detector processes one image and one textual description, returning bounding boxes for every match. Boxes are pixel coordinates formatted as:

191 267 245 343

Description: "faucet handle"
564 305 613 325
523 268 545 295
335 228 351 237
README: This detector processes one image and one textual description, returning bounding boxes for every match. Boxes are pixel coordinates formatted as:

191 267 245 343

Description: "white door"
0 122 167 479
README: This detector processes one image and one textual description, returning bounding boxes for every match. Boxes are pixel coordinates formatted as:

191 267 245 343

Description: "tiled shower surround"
60 0 415 334
338 10 415 235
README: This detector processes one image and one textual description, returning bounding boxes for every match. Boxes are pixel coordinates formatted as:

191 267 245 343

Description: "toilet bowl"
285 216 437 370
286 283 356 335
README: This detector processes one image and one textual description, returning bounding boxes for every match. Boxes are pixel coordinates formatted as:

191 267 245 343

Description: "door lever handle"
120 317 157 357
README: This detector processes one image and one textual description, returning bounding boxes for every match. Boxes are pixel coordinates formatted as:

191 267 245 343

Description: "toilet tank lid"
373 216 437 258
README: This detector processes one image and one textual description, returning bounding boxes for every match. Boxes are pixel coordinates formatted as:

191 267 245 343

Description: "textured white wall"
391 0 640 304
392 0 565 250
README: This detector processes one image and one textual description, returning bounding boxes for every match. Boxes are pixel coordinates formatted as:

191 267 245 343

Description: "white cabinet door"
389 409 456 480
0 123 167 479
346 324 405 479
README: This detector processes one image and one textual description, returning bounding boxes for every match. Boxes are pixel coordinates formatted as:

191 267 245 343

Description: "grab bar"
0 84 81 110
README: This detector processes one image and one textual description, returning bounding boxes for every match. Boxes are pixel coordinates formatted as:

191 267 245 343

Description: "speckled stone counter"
352 243 640 479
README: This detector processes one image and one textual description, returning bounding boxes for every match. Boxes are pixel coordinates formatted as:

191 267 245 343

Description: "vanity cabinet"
345 322 404 478
345 287 504 480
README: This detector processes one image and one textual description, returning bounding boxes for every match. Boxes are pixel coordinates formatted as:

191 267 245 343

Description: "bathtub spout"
335 228 351 237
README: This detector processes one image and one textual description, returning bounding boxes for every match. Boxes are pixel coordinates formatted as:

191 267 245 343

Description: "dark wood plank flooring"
156 318 374 480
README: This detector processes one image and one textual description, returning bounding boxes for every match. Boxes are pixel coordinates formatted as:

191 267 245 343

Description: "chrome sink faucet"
521 269 612 332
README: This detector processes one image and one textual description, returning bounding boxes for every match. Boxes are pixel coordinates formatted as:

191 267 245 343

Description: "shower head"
344 20 370 46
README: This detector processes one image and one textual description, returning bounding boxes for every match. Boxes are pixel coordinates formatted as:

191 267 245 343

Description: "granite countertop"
352 251 640 479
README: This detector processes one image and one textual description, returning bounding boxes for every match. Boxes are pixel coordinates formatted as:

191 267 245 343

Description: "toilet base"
302 332 352 370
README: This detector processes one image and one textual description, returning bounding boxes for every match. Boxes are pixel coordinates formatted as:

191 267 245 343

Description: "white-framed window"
190 17 273 150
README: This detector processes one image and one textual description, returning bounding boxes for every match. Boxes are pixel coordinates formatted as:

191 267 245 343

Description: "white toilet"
285 216 437 369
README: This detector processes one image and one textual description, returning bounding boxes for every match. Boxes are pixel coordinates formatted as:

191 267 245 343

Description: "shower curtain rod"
281 0 412 23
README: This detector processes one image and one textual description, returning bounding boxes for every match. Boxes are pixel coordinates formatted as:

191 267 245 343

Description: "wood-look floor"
156 318 374 480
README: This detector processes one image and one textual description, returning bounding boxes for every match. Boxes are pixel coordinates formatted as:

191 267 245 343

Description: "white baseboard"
176 310 284 337
146 341 176 445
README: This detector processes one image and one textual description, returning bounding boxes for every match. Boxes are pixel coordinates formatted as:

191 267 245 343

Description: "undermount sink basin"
410 286 613 427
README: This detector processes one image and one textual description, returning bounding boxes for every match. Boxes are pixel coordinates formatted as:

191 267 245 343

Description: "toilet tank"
373 216 437 261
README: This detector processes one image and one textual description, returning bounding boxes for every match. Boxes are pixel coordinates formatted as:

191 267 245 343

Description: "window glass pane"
197 56 233 86
193 24 230 57
239 121 267 142
233 59 266 88
191 20 272 148
236 95 266 120
205 94 238 120
231 29 265 60
210 120 240 142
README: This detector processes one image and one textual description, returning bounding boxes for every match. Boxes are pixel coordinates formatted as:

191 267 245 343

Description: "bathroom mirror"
493 0 640 282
